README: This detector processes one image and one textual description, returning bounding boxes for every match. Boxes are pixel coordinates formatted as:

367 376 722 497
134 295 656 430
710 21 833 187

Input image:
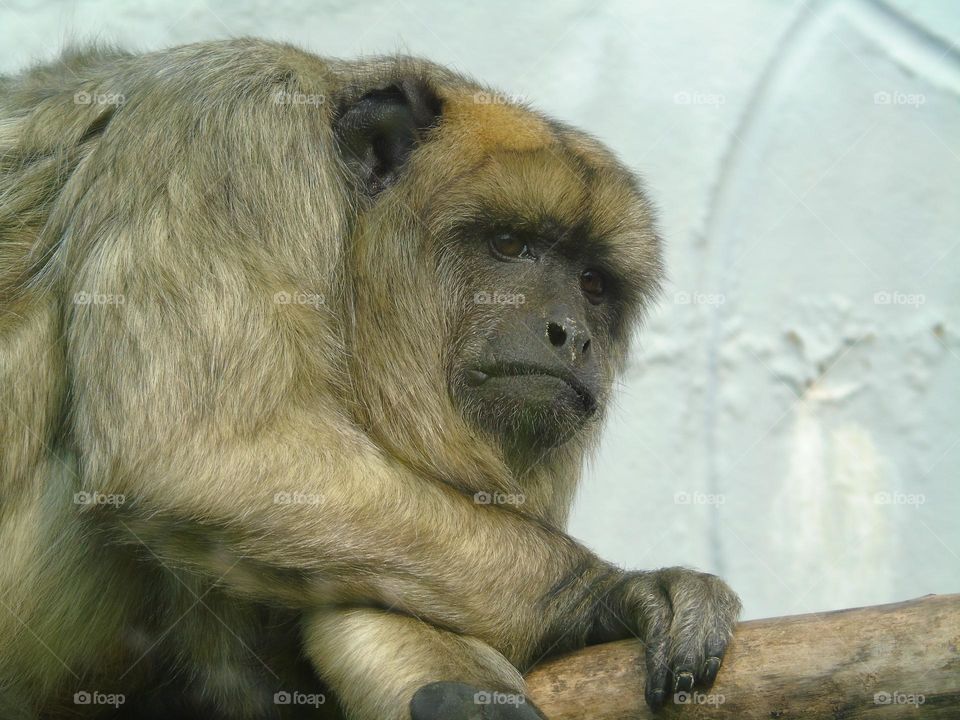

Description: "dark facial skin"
451 219 617 454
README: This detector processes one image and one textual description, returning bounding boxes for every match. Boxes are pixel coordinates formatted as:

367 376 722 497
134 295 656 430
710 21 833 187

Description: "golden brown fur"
0 39 738 719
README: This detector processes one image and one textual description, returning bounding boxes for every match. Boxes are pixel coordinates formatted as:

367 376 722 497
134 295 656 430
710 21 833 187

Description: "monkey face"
433 140 663 455
337 78 661 461
452 222 608 452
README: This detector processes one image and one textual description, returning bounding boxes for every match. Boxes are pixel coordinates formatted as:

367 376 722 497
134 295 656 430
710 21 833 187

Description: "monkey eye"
489 233 532 260
580 269 606 303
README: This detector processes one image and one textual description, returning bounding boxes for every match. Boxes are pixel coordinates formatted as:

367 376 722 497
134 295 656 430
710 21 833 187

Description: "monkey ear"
334 79 442 195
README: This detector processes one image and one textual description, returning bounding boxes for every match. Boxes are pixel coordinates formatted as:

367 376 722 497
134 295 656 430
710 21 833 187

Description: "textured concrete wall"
2 0 957 620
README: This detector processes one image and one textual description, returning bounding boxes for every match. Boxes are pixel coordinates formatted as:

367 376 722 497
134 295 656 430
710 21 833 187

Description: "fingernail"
674 671 694 693
702 656 722 681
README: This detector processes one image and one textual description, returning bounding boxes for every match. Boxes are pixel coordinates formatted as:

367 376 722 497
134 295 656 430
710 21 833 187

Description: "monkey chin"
458 370 598 453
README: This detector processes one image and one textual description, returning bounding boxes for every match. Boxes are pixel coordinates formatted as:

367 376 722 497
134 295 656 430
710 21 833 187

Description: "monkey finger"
700 626 730 686
665 616 702 696
699 577 740 687
642 630 671 711
700 654 723 686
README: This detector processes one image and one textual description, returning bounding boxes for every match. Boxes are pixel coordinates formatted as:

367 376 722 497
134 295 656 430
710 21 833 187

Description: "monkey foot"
410 681 546 720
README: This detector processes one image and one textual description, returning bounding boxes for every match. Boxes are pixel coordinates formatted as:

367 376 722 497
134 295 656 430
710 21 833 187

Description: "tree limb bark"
524 593 960 718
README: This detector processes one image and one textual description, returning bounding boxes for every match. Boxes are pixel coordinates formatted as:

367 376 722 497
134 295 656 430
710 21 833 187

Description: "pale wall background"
2 0 957 620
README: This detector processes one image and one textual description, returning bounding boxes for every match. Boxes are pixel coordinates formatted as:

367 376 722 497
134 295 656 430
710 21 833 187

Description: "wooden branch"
524 593 960 718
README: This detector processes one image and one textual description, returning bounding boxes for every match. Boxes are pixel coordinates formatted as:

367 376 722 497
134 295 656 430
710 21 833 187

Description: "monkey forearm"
103 425 614 663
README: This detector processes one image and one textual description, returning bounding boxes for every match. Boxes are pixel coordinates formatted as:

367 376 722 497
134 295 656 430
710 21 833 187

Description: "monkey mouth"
465 363 598 414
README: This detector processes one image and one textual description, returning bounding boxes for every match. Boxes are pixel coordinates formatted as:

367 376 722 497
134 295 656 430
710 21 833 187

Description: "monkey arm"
85 409 615 667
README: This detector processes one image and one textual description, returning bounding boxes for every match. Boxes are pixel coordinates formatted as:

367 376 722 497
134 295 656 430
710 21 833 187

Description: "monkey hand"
589 566 741 711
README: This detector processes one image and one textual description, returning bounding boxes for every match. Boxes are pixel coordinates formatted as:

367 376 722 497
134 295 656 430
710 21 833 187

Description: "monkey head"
336 68 662 464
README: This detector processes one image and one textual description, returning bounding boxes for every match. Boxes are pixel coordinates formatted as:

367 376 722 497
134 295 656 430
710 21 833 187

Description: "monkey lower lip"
470 366 597 414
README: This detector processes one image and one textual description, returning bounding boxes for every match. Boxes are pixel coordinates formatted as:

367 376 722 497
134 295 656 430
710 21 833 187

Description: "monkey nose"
546 319 592 363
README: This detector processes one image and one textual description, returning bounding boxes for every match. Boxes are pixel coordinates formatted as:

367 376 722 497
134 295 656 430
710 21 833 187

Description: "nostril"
582 338 591 354
547 322 566 347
